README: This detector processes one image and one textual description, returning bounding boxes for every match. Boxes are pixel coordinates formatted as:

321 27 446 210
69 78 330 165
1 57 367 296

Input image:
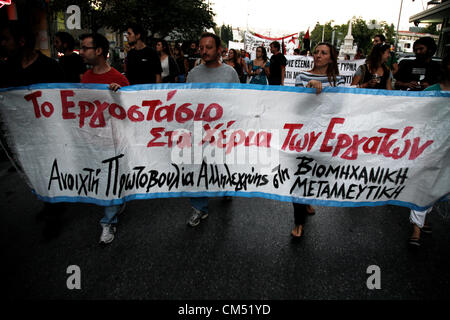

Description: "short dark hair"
3 21 36 50
55 31 75 51
80 33 110 59
270 41 280 50
374 34 386 42
414 36 437 57
128 24 146 42
293 48 300 54
200 32 221 49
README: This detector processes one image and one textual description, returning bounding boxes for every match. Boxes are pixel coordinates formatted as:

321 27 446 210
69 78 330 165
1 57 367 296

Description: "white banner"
0 83 449 211
284 55 314 86
283 56 365 87
244 32 365 86
337 59 366 86
244 31 299 57
228 41 244 51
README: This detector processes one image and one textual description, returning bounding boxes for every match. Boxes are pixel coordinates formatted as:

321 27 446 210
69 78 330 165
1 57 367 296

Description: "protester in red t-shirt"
79 33 129 244
81 67 129 87
80 33 129 90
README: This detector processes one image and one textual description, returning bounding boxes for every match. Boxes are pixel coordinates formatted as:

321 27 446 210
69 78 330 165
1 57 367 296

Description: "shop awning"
409 1 450 24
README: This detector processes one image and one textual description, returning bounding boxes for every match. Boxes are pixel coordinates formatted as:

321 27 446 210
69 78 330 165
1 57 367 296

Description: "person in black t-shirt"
395 36 440 91
268 41 287 85
173 44 188 82
54 31 86 83
0 21 65 241
0 22 64 88
125 24 161 84
186 41 200 72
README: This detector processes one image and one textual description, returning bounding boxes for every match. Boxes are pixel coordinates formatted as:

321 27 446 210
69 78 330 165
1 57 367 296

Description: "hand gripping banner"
0 83 449 211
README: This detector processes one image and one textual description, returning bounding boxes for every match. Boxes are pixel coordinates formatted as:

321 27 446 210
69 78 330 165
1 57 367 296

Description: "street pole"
322 24 325 42
246 0 249 32
394 0 403 52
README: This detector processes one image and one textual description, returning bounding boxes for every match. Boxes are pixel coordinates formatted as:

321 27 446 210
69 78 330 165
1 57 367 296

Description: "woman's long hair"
228 49 240 65
367 44 390 73
313 42 339 86
256 46 268 62
157 39 171 56
173 44 183 58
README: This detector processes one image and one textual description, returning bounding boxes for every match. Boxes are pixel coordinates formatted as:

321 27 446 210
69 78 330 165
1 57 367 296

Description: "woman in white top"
156 39 179 83
292 42 344 238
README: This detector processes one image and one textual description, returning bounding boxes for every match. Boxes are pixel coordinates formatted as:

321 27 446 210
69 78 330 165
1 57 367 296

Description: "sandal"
408 237 421 247
306 205 315 215
291 225 304 238
421 225 432 234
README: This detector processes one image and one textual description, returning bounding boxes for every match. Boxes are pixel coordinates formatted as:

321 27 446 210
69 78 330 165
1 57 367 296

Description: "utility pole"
246 0 250 32
322 24 325 42
394 0 404 52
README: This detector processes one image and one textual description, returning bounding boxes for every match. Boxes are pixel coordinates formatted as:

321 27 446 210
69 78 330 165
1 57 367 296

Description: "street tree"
310 18 396 56
48 0 215 40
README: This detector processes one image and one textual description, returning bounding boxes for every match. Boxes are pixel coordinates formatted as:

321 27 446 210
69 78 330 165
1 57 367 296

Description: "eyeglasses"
80 46 96 51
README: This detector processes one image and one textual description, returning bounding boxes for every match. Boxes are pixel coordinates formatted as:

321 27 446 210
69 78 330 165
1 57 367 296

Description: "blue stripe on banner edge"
31 189 448 211
1 82 449 98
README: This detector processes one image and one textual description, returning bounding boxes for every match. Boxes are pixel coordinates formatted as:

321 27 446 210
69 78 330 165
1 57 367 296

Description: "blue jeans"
100 205 121 224
190 197 208 213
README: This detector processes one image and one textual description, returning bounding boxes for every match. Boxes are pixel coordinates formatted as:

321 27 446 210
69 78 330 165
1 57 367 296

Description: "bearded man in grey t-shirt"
187 34 240 84
185 32 240 227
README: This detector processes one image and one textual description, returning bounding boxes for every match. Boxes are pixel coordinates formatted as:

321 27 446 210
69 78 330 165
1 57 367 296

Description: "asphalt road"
2 158 450 301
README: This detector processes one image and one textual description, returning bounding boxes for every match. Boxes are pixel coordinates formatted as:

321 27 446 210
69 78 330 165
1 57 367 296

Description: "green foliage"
47 0 215 40
310 21 334 47
220 24 233 44
422 23 440 35
310 18 396 55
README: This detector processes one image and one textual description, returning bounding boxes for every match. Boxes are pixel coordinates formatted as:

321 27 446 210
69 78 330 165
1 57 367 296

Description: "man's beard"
415 53 428 62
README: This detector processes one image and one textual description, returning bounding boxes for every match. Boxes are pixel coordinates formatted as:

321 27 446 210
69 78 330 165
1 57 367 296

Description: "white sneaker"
99 223 116 244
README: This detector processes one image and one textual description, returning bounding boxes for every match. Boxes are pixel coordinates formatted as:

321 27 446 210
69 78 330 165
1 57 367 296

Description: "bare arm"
281 65 286 86
386 77 393 90
351 75 360 87
352 75 378 88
